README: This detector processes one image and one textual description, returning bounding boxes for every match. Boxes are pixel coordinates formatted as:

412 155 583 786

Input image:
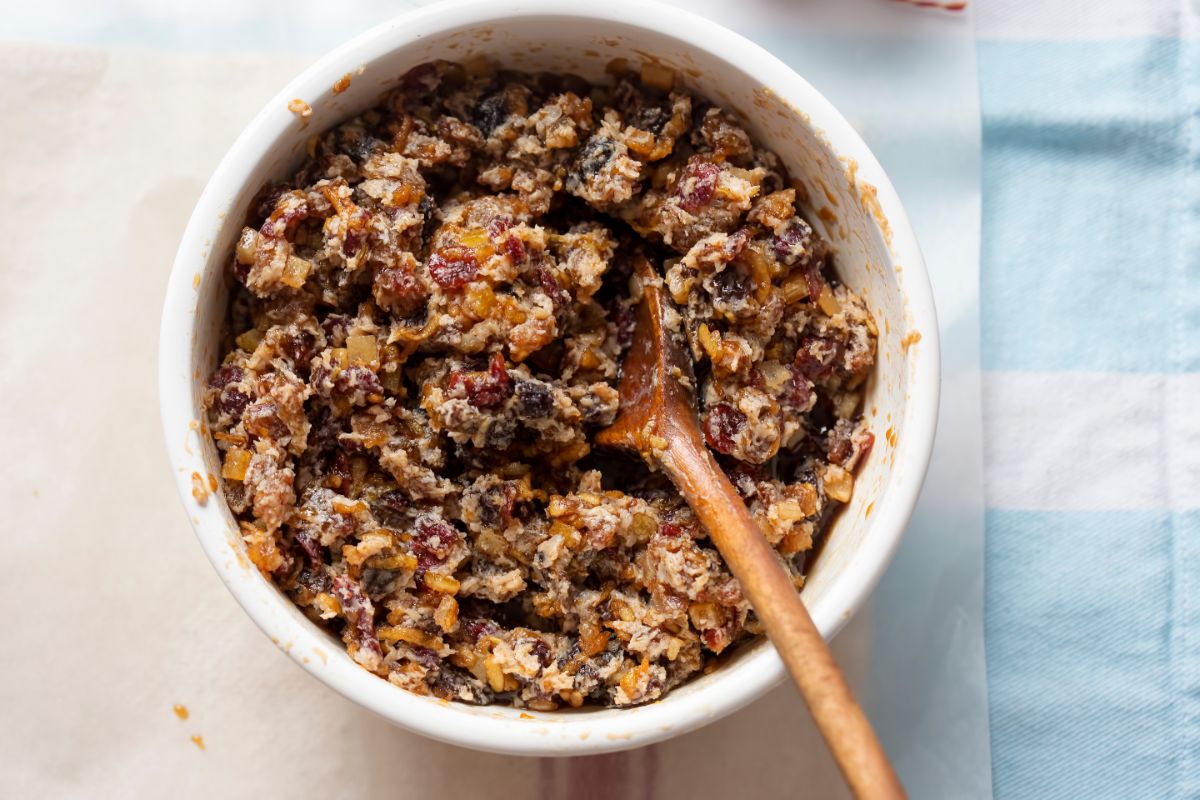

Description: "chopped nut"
423 572 461 594
823 464 854 503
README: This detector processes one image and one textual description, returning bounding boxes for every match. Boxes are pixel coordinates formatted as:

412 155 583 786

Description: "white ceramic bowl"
159 0 939 756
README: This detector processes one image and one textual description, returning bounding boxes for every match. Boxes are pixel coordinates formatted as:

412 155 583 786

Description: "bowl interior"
166 5 929 755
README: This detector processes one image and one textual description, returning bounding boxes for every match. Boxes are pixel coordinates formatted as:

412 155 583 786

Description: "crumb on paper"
332 73 352 94
192 273 201 289
901 329 922 351
191 734 205 751
207 473 218 492
519 712 535 720
173 704 189 720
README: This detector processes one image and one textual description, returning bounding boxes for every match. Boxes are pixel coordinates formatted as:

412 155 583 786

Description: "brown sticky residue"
191 472 209 505
332 73 352 94
858 181 892 245
519 712 536 720
817 179 839 207
843 158 860 200
173 704 189 720
885 426 898 448
207 473 218 492
191 734 206 751
288 98 313 125
901 329 922 351
192 272 201 289
313 646 329 664
864 501 874 518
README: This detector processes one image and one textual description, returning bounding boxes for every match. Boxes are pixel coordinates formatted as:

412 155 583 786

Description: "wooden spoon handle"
661 435 906 800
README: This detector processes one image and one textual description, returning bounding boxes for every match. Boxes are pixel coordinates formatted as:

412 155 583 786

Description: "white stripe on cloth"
976 0 1186 41
983 371 1200 510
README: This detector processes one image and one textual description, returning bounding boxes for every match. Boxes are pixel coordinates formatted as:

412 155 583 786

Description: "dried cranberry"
502 234 526 265
538 264 569 306
703 402 746 455
793 335 842 381
333 366 384 405
462 617 500 642
674 158 721 212
771 218 813 265
427 246 479 289
374 262 426 315
659 523 683 538
447 353 512 408
410 516 461 574
786 368 814 409
332 575 381 657
611 302 635 351
486 217 512 237
515 379 554 419
243 401 289 441
294 529 324 563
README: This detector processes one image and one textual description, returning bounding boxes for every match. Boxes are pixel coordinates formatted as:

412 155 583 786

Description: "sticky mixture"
204 59 876 710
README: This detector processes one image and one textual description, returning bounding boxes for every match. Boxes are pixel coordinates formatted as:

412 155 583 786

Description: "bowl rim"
159 0 940 756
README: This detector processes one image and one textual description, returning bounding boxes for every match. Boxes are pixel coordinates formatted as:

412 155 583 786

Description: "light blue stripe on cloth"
984 509 1190 799
981 34 1200 800
980 38 1191 374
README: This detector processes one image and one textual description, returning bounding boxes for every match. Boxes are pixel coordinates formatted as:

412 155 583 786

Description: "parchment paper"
0 2 986 796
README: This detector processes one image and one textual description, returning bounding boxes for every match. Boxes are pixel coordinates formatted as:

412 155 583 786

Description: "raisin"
209 364 244 390
461 617 501 643
474 93 508 137
632 104 668 135
217 388 250 418
611 302 635 350
515 379 554 419
793 335 842 381
321 314 350 347
674 158 720 212
427 246 479 289
574 136 615 179
703 402 746 455
710 266 753 308
278 330 317 370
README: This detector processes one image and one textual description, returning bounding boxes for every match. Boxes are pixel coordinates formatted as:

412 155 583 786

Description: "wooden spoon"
596 256 905 800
